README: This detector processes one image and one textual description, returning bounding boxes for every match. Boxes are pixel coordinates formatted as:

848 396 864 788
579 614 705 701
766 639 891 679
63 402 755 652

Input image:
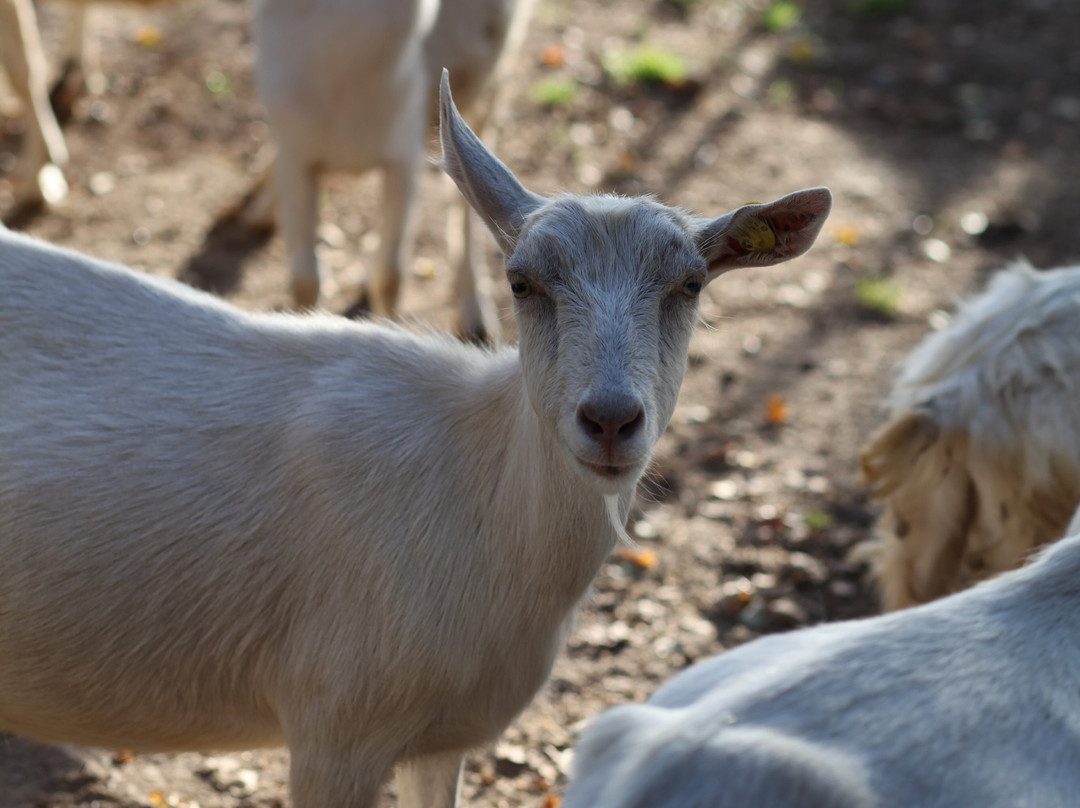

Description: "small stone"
740 597 808 632
960 211 988 235
632 519 659 540
88 171 116 196
318 222 346 248
681 403 710 424
829 579 859 599
709 479 739 500
922 238 951 263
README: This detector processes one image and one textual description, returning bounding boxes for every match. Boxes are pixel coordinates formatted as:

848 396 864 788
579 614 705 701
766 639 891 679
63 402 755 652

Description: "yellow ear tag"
735 216 776 253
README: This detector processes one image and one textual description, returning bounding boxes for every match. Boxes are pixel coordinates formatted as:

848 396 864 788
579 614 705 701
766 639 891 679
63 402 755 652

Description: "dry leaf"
540 45 566 68
619 547 658 569
765 393 789 425
135 24 163 48
833 224 859 246
542 796 562 808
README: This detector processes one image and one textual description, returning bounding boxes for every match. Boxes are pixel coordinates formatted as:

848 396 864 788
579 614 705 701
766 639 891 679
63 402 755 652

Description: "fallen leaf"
619 546 658 569
833 224 859 246
135 24 163 48
540 45 566 68
765 393 788 425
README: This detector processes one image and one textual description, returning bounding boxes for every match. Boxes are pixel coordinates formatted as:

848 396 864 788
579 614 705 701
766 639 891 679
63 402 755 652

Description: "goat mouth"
579 459 634 479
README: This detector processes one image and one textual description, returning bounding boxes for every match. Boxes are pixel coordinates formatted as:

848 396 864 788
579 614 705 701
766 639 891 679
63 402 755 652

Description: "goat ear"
439 69 544 256
694 187 832 280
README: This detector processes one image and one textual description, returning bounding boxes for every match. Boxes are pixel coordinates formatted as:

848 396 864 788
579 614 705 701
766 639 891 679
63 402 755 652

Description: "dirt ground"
2 0 1079 805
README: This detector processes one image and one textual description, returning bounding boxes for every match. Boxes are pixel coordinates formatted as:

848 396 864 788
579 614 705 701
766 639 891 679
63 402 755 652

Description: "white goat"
563 504 1080 808
1 0 182 209
0 73 831 808
244 0 536 338
859 261 1080 611
0 0 76 207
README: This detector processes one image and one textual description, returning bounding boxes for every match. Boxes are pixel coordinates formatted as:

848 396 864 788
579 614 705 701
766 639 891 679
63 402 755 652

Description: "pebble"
739 597 808 632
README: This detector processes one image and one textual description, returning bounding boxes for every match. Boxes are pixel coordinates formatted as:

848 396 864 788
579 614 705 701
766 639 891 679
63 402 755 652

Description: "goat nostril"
578 405 605 437
618 408 644 438
578 402 645 442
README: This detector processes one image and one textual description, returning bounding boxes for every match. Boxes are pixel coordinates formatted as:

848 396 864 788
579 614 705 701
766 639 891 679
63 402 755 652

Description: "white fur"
244 0 537 338
0 78 831 808
860 261 1080 610
564 506 1080 808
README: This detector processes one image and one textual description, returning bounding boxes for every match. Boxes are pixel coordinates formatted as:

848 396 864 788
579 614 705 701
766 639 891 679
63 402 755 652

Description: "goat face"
437 69 833 493
506 196 706 489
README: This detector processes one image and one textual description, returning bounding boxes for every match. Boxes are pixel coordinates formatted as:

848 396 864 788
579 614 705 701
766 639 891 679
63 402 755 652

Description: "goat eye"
508 274 534 300
681 278 703 298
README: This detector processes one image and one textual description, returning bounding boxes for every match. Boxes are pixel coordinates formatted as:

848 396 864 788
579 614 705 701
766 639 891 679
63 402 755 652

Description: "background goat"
0 0 177 210
242 0 536 338
562 502 1080 808
0 73 831 808
859 261 1080 611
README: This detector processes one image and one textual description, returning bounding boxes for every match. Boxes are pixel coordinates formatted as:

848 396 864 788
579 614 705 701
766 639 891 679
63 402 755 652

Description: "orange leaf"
135 24 163 48
765 393 789 425
833 224 859 247
541 45 566 68
542 796 562 808
619 547 658 569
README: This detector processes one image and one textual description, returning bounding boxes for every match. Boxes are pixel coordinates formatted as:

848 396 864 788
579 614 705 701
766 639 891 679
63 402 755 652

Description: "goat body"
563 516 1080 808
860 261 1080 610
246 0 536 337
0 74 831 808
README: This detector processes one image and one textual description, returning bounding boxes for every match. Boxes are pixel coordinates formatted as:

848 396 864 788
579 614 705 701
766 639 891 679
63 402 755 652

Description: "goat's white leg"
395 750 464 808
237 159 279 231
54 4 89 97
369 158 419 318
288 741 391 808
274 150 323 309
0 0 69 207
447 196 500 342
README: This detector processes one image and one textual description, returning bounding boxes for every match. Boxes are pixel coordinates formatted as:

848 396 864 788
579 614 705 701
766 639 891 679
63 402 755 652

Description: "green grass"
603 46 688 87
804 510 832 532
529 77 579 107
204 70 232 101
854 277 903 317
764 1 801 32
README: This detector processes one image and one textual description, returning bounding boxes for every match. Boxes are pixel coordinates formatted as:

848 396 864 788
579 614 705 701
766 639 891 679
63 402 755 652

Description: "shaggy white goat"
243 0 536 338
563 505 1080 808
860 261 1080 611
0 73 831 808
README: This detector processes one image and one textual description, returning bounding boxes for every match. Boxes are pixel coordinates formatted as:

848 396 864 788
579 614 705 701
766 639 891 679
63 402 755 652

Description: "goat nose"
577 399 645 444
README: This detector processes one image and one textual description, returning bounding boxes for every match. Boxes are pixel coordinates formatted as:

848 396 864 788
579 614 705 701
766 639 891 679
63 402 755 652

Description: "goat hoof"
291 278 321 311
36 165 69 206
343 288 372 320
